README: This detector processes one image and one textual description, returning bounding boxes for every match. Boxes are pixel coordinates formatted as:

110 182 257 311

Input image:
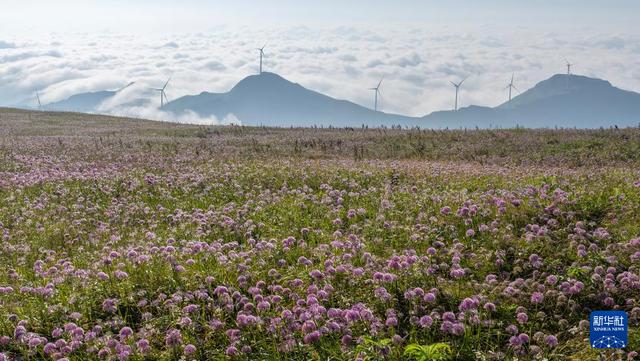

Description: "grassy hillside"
0 108 638 360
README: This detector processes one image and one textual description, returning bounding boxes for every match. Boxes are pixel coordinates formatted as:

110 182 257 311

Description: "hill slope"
423 74 640 128
163 72 417 127
46 90 118 113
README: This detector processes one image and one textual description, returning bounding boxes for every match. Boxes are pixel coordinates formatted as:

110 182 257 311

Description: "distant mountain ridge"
46 90 118 113
42 73 640 128
45 82 139 113
423 74 640 128
164 72 417 127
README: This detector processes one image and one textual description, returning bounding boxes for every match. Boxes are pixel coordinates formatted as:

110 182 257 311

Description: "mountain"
45 82 138 113
46 90 118 113
163 72 417 127
422 74 640 128
41 73 640 128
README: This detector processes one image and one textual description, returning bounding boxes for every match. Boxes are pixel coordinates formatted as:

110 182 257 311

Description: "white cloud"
0 40 16 49
1 26 639 119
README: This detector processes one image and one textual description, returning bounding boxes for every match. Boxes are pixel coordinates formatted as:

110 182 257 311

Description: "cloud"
392 52 423 68
111 106 239 126
201 60 226 71
161 41 179 48
0 40 16 49
0 49 62 63
0 26 639 118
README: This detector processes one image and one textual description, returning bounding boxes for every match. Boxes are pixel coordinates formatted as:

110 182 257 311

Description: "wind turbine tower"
35 89 42 110
450 78 466 111
257 44 266 74
565 58 573 75
506 73 518 103
153 77 171 108
368 77 383 112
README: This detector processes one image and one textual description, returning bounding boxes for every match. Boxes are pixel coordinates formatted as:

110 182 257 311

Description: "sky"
1 0 640 123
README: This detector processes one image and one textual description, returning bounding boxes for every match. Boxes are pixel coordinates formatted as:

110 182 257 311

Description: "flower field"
1 109 639 360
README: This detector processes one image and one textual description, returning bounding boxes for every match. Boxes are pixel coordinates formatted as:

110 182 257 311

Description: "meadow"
0 108 639 360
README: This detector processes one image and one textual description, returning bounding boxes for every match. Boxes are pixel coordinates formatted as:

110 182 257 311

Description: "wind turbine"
35 89 42 110
257 44 266 74
450 78 466 111
118 81 136 93
153 77 171 108
368 77 383 112
565 58 574 75
506 73 519 103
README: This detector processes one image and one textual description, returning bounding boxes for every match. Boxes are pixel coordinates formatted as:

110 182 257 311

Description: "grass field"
1 108 639 360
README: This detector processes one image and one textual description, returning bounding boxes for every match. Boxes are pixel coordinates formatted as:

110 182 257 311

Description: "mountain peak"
230 72 301 94
497 73 617 110
541 73 613 90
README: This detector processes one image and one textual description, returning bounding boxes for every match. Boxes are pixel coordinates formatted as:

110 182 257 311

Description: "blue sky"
3 0 640 32
1 1 639 123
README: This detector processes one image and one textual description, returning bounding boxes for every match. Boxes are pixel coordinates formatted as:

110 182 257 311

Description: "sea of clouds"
1 25 639 124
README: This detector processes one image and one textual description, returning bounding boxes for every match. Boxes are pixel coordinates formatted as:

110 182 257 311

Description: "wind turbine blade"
450 81 457 87
459 77 467 86
377 76 384 89
163 76 171 90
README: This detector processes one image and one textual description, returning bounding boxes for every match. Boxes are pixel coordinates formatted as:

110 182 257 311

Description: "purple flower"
423 292 436 303
165 329 182 347
484 302 496 312
451 322 465 335
385 316 398 327
119 326 133 341
101 298 118 313
419 315 433 328
136 339 150 353
509 336 522 347
530 292 544 304
225 346 238 356
545 335 558 347
182 304 199 313
518 333 530 343
303 331 321 344
184 344 196 355
603 297 615 306
256 300 270 311
459 297 477 311
516 312 528 324
443 312 456 322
